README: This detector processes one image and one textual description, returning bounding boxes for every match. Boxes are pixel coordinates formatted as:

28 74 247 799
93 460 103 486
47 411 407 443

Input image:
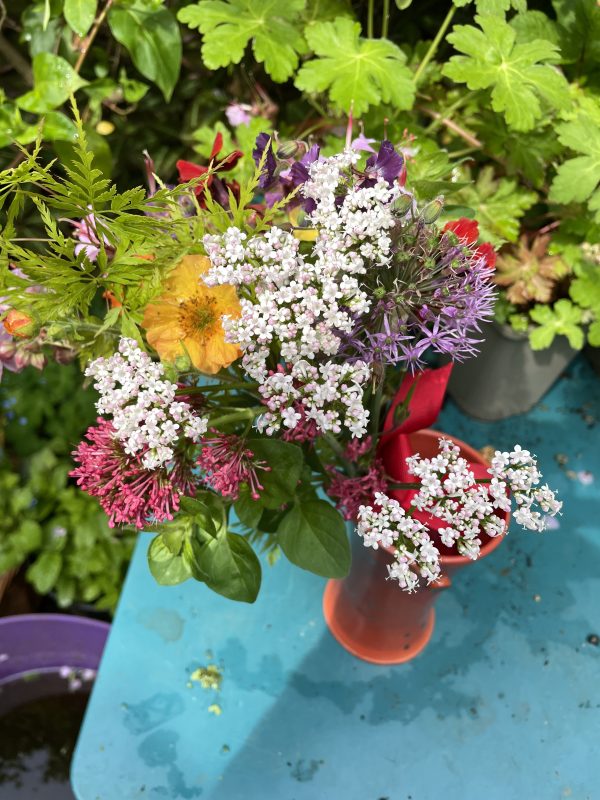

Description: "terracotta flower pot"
322 429 508 665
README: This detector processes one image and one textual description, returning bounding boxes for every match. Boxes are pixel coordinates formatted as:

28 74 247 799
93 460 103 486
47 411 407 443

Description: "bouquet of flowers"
0 116 561 602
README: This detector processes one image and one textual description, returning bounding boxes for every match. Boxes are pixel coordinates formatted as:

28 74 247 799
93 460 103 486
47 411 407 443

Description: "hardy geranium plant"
0 116 561 602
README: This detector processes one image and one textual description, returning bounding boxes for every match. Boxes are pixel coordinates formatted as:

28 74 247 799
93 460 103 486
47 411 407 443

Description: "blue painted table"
72 358 600 800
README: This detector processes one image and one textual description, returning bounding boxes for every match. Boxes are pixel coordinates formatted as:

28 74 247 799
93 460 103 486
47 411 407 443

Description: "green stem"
209 407 264 428
324 433 356 477
367 0 375 38
369 380 385 447
425 92 472 134
413 4 456 86
382 0 390 39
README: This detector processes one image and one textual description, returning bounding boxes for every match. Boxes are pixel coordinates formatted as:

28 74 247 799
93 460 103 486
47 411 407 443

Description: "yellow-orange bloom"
142 254 241 375
3 310 35 338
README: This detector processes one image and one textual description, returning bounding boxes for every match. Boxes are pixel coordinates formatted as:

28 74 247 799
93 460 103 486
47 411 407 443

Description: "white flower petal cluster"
202 150 399 438
256 359 370 438
357 439 561 593
357 492 441 593
86 338 208 469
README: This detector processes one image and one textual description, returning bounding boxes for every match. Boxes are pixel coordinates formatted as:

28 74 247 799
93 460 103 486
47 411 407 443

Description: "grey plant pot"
447 321 578 421
585 345 600 377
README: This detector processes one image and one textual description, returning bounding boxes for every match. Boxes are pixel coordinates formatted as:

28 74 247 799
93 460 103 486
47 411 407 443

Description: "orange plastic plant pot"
323 429 508 665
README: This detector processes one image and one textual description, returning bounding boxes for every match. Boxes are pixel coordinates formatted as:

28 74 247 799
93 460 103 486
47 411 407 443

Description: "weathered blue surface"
72 357 600 800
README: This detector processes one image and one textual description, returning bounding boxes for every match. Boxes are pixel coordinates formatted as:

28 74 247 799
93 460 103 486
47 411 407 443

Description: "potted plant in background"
0 121 561 663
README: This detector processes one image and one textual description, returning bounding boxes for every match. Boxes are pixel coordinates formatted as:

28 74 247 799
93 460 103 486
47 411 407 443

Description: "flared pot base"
322 579 436 665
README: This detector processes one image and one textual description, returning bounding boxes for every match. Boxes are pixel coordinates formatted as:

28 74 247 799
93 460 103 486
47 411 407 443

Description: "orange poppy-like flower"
142 254 241 375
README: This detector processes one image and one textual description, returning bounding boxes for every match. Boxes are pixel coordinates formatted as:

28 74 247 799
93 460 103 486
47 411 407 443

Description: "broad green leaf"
529 299 584 351
26 551 63 594
304 0 353 22
64 0 97 36
549 105 600 221
108 2 182 100
42 111 78 142
148 533 192 585
234 484 263 528
189 530 261 602
178 0 306 83
246 438 303 508
278 500 350 578
295 18 415 116
588 320 600 347
511 11 560 53
16 53 88 113
553 0 600 69
476 0 526 12
443 15 570 131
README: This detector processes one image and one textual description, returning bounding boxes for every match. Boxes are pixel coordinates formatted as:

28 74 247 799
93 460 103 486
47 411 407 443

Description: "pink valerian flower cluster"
357 438 562 592
326 460 387 521
197 432 270 500
86 338 208 470
71 419 194 529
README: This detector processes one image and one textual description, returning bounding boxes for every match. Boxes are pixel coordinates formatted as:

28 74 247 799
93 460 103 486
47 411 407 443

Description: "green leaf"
588 319 600 347
443 15 570 131
234 484 263 528
295 18 415 116
108 2 182 100
189 530 261 602
476 0 526 12
148 533 192 585
278 500 350 578
26 552 63 594
449 166 537 245
511 11 560 52
246 439 303 508
64 0 97 36
16 53 88 113
553 0 600 69
569 261 600 310
529 299 584 351
42 111 78 142
178 0 306 83
549 104 600 220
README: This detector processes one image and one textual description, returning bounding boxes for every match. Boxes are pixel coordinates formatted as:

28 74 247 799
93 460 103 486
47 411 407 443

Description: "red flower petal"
475 242 497 269
210 132 223 160
443 217 479 245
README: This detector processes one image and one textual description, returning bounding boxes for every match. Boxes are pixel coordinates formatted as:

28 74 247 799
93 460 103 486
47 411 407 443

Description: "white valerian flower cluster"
202 151 400 438
256 359 370 438
357 492 441 592
357 438 562 592
86 338 208 469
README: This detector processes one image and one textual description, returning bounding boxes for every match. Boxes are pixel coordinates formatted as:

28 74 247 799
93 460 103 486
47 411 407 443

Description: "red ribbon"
377 363 488 531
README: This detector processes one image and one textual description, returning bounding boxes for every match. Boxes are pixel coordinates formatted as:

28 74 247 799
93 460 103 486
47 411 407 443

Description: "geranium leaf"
443 14 570 131
295 18 415 116
108 2 182 100
549 104 600 221
178 0 306 83
529 299 584 351
278 500 350 578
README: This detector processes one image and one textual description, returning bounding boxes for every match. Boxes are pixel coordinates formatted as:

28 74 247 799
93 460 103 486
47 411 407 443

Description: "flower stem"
367 0 375 38
74 0 114 74
413 4 456 86
382 0 390 38
209 407 264 428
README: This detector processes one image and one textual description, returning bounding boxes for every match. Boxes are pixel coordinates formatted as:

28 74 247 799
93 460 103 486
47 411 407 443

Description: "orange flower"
3 310 35 338
142 255 241 375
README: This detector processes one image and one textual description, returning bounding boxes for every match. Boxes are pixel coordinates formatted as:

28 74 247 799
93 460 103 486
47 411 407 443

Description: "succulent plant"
494 233 571 305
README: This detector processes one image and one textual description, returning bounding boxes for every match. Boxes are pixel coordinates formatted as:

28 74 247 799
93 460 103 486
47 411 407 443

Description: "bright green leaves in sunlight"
244 440 303 509
443 14 570 131
278 500 350 579
529 300 584 351
64 0 98 37
178 0 306 83
16 53 88 114
295 18 415 116
549 104 600 223
108 1 182 100
147 491 261 603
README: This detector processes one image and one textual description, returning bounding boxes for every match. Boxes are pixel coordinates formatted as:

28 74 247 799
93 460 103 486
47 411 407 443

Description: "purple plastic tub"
0 613 110 686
